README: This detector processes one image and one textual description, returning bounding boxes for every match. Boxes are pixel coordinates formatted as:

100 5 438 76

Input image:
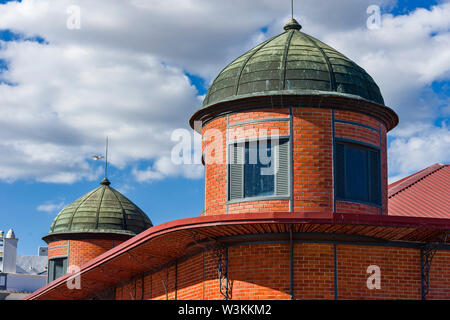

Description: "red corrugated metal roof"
389 163 450 219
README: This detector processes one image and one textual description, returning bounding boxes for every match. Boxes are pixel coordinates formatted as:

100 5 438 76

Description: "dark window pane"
335 143 346 198
48 260 54 282
369 150 381 204
50 257 67 281
54 259 64 279
345 146 368 202
244 141 275 198
335 141 381 206
0 274 6 289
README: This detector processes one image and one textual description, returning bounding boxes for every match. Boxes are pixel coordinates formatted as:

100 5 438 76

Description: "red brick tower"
191 18 398 218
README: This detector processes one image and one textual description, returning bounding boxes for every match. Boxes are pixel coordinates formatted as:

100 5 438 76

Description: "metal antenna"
291 0 294 19
105 136 108 178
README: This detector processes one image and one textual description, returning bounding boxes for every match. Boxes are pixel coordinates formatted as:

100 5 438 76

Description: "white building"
0 229 47 300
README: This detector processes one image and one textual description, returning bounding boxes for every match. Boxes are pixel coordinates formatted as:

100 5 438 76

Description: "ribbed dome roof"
203 19 384 108
45 178 152 240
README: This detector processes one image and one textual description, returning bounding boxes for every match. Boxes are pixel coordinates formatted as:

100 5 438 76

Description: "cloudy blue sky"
0 0 448 255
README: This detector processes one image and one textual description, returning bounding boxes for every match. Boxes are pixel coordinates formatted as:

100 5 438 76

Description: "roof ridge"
281 30 295 90
109 186 128 231
388 164 446 198
234 33 280 96
302 33 337 91
94 185 107 230
389 168 425 188
65 186 100 232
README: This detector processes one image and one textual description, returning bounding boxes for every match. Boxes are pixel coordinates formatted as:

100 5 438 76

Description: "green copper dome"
203 19 384 108
45 178 153 239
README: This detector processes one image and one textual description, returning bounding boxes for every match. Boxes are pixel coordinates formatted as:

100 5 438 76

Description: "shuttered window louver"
276 140 289 196
228 139 290 201
229 143 244 200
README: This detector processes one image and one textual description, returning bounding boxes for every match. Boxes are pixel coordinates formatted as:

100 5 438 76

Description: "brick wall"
337 245 421 299
294 243 335 299
334 122 379 146
68 239 123 269
427 250 450 300
177 253 204 300
203 249 223 300
228 243 290 300
48 238 125 279
203 116 227 216
292 108 333 212
48 240 69 259
335 202 381 215
202 106 387 216
150 265 176 300
112 242 448 300
228 200 290 214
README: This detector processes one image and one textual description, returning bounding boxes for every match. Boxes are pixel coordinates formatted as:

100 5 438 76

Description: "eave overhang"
42 231 135 243
190 93 399 133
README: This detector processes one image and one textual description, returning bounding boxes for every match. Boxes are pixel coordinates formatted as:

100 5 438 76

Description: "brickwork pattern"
202 107 387 216
292 108 333 212
112 242 449 300
337 245 421 299
68 239 122 269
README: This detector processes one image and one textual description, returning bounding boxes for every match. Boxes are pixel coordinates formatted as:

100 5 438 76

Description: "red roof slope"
388 163 450 219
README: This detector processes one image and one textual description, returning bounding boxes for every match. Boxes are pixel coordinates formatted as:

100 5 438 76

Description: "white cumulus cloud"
36 200 66 213
0 0 448 184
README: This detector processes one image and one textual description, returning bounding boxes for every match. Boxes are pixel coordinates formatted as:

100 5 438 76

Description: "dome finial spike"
291 0 294 19
283 17 302 31
105 136 108 179
284 0 302 31
101 137 111 186
100 177 111 186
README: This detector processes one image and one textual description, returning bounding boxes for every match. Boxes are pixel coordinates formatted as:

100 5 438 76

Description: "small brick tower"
43 178 152 283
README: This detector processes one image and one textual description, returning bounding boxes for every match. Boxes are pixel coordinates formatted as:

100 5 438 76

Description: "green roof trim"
202 25 385 109
46 178 153 238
